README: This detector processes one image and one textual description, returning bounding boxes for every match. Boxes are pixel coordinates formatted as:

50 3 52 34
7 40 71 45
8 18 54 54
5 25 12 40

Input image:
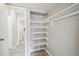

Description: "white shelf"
30 32 48 35
31 37 48 40
32 43 48 47
30 48 45 52
31 26 48 29
30 21 47 23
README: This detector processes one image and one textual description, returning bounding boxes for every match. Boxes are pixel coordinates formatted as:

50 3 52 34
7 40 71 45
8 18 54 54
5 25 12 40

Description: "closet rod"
46 3 78 23
48 10 79 22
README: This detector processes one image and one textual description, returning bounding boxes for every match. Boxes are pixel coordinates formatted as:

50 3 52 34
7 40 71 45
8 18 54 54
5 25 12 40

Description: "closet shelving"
30 12 48 52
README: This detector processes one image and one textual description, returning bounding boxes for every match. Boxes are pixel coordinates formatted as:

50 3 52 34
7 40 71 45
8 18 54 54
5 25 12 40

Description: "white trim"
24 9 28 56
45 49 52 56
25 9 31 56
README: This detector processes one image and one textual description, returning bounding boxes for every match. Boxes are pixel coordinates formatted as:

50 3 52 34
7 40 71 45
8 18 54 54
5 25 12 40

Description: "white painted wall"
0 4 9 56
8 9 15 49
47 15 79 56
8 9 19 49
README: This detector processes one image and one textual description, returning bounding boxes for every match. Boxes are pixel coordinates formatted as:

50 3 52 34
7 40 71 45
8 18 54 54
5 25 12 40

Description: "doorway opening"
8 7 26 56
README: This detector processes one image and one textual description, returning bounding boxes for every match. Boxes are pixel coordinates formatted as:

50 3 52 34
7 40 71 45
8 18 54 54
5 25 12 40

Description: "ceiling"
9 3 74 13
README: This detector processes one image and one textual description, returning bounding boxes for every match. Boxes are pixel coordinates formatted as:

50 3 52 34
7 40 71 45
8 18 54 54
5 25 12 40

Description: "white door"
0 4 9 56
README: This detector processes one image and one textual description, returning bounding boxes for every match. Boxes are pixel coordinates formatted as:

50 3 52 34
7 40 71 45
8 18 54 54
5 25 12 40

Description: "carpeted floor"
31 50 49 56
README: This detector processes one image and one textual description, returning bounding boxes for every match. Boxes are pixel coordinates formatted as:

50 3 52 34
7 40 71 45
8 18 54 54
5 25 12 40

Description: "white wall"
0 4 9 56
8 9 19 49
47 15 79 56
8 9 14 49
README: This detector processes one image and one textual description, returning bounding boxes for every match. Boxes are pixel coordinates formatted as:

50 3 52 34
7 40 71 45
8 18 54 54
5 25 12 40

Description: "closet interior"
1 3 79 56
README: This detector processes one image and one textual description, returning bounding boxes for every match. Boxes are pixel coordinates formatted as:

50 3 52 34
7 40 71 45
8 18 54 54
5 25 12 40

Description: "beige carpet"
31 50 49 56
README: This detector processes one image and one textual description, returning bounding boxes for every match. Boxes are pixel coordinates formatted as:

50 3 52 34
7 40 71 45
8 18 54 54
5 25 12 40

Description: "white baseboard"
45 49 52 56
